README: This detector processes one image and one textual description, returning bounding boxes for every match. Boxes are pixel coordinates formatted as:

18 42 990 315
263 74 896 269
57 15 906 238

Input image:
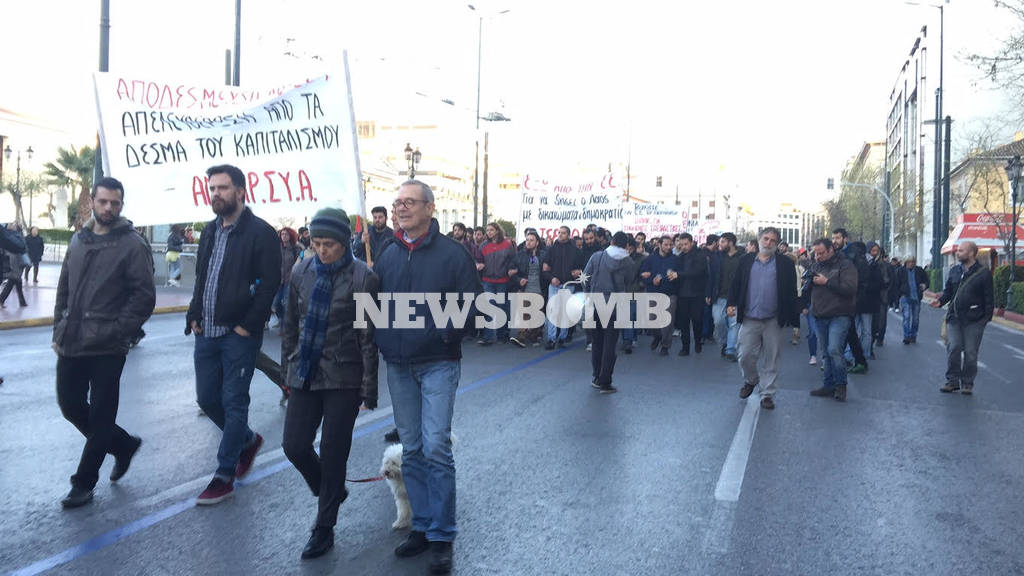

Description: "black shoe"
695 343 703 354
740 383 755 399
110 436 142 483
810 387 833 397
301 526 334 559
592 377 601 389
395 530 430 558
556 340 566 349
61 486 94 509
834 384 847 402
658 347 668 357
903 338 910 344
429 541 454 574
678 348 690 357
650 335 662 350
724 353 738 362
598 384 618 394
384 428 400 443
545 341 555 350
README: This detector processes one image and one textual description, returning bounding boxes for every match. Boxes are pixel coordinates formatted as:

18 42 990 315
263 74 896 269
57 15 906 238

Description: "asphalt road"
0 306 1022 575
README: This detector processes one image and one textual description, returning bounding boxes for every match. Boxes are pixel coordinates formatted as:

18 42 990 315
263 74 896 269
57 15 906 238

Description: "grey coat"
282 257 380 406
53 217 156 357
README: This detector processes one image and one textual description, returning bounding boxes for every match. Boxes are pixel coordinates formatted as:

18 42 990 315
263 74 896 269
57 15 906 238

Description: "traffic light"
656 176 663 187
827 178 834 190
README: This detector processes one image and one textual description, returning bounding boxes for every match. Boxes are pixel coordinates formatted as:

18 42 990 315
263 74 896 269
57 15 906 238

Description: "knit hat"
309 207 351 244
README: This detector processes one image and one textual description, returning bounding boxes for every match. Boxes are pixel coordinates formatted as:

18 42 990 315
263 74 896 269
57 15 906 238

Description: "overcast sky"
0 0 1018 214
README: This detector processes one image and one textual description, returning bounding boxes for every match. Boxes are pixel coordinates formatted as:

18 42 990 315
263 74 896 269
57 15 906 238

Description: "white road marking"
1003 344 1024 356
936 340 945 347
714 396 761 502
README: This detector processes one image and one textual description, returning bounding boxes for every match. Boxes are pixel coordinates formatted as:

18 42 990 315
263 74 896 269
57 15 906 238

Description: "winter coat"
627 252 647 293
859 258 884 313
807 252 858 319
727 252 800 327
53 217 156 357
282 257 379 406
938 261 994 323
373 219 483 364
714 250 743 300
0 227 26 278
480 238 516 285
583 246 632 297
510 248 547 293
352 225 395 264
166 231 184 253
675 249 709 299
541 240 580 286
895 265 929 300
185 207 282 336
280 243 302 285
640 250 679 295
25 234 44 263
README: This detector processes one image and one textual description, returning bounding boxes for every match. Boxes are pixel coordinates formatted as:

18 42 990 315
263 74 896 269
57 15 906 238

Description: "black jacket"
25 235 44 263
541 240 580 286
283 257 379 405
374 219 482 364
859 258 884 313
186 207 281 336
353 225 395 264
727 253 800 327
806 253 858 318
0 227 26 277
895 266 929 300
510 248 546 293
166 231 184 253
675 249 709 298
53 218 156 357
938 261 994 323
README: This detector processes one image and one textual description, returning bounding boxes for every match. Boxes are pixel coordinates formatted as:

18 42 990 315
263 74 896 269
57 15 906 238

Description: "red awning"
941 221 1024 255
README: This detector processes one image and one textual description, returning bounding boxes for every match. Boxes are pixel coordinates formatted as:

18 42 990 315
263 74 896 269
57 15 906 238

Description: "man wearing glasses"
727 227 800 410
373 180 481 574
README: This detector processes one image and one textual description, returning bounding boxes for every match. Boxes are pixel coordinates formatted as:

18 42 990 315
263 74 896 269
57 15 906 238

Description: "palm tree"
43 146 94 229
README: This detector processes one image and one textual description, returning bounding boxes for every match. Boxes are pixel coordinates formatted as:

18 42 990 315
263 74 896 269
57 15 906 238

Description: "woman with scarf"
281 208 380 560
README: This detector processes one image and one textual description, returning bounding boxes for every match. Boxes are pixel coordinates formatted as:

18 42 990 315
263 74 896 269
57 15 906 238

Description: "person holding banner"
186 164 281 506
352 206 394 266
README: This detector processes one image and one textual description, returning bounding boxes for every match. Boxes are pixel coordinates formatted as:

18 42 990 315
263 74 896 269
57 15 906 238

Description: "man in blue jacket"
640 235 679 356
374 180 481 574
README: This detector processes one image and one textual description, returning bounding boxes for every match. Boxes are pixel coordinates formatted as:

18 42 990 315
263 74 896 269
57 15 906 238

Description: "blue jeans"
815 316 851 388
194 332 261 478
806 311 819 358
545 284 571 343
387 360 460 542
855 313 873 357
481 281 510 343
167 254 182 281
900 296 921 340
272 283 289 319
712 297 739 355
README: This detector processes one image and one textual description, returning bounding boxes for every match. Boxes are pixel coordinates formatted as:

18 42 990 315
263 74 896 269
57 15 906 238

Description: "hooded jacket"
53 217 156 357
374 219 483 364
583 245 632 296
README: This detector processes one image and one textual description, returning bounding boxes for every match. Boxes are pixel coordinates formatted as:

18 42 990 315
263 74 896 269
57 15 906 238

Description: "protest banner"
621 202 688 236
93 63 363 226
517 173 624 240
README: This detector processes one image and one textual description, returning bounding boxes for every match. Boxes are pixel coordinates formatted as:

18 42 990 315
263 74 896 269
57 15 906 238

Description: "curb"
0 304 189 331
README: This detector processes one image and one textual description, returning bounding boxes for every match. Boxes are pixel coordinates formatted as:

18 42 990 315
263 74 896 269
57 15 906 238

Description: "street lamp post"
4 145 34 227
404 143 422 180
468 4 510 227
839 180 896 255
1005 155 1022 310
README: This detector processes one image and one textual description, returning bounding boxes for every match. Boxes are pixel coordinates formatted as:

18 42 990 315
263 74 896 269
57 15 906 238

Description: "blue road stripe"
5 347 571 576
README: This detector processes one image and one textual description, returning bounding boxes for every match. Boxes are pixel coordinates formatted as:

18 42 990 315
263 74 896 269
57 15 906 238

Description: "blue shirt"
745 254 778 320
908 269 919 300
202 221 235 338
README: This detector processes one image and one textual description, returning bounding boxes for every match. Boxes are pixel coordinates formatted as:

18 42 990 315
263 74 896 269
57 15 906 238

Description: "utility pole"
93 0 111 187
472 16 482 227
942 115 952 250
232 0 241 86
482 131 489 224
932 89 942 270
225 50 232 85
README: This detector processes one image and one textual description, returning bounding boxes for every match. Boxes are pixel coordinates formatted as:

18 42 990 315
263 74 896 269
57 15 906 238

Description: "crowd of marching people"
42 165 995 574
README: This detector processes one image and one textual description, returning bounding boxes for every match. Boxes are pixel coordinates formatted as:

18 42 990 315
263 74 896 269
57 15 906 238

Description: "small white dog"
380 433 457 530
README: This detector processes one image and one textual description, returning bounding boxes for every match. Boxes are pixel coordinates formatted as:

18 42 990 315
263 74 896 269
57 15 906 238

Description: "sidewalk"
0 263 192 331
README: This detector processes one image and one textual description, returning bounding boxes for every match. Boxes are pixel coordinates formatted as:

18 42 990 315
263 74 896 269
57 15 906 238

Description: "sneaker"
724 352 738 362
848 363 867 374
544 341 555 350
790 336 800 346
429 541 454 574
760 396 775 410
196 477 234 505
591 377 601 389
61 486 94 509
810 387 833 397
834 384 847 402
110 436 143 483
235 433 264 479
809 356 817 365
739 383 755 399
509 337 526 348
479 340 493 347
939 382 961 394
384 428 401 443
961 384 974 395
598 384 618 394
650 335 662 350
586 343 592 351
395 530 430 558
301 526 334 559
476 338 486 345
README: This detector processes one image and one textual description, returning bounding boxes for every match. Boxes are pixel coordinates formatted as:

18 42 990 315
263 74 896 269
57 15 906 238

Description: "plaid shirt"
202 221 235 338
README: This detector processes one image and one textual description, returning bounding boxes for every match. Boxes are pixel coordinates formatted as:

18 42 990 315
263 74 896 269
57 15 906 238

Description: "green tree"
825 163 885 243
43 146 94 229
491 218 517 241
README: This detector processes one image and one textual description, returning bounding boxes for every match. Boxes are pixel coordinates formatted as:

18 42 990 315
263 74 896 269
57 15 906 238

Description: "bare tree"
963 1 1024 122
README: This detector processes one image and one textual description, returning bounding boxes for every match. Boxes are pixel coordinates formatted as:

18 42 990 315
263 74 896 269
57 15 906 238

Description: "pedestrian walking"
478 222 516 345
727 227 799 409
24 226 44 284
374 180 481 574
165 225 185 287
0 223 28 307
541 226 582 349
620 237 647 353
509 230 546 347
640 236 679 356
932 241 994 395
711 233 742 361
833 229 869 373
52 177 155 508
352 205 394 265
870 243 892 347
271 227 302 328
280 207 379 559
806 238 858 402
185 164 281 505
673 233 708 356
896 255 928 344
583 231 633 394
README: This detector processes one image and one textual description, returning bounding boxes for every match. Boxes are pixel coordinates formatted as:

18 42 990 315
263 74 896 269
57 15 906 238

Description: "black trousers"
282 387 361 528
872 303 888 343
56 355 135 490
589 312 619 386
0 277 27 306
255 351 286 391
23 262 39 283
676 296 705 351
845 317 867 365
